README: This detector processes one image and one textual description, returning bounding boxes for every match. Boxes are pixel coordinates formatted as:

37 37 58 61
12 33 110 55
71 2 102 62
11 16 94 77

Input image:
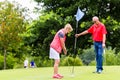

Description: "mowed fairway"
0 66 120 80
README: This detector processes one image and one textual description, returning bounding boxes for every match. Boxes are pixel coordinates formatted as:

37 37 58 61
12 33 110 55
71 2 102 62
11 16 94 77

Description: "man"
49 23 73 79
75 16 107 74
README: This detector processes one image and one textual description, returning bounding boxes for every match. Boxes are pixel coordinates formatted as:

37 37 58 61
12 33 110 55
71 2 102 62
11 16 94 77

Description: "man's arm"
102 34 106 48
75 30 88 38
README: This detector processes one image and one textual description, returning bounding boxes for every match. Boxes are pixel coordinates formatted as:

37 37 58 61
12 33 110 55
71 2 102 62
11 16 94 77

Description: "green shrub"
0 54 18 69
89 48 120 66
6 54 17 69
26 56 54 67
89 60 96 66
42 59 53 67
0 55 4 70
14 63 24 69
115 52 120 65
81 47 120 66
74 56 83 66
60 56 83 66
80 46 95 65
104 48 117 65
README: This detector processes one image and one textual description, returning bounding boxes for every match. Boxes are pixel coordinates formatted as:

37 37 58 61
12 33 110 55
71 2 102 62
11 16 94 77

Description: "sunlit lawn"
0 66 120 80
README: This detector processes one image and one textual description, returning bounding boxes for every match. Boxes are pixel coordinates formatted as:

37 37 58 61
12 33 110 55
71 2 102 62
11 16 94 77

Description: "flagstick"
71 7 84 77
71 21 78 76
74 21 78 50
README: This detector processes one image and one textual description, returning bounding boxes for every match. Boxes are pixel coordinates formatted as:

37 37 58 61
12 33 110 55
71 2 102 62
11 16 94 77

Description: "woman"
49 23 73 79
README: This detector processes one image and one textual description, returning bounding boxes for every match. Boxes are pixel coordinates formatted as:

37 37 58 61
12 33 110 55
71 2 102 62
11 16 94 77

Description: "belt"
94 41 102 43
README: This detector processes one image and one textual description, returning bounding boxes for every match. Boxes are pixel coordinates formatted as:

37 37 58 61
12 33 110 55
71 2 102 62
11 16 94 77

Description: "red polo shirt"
87 23 107 42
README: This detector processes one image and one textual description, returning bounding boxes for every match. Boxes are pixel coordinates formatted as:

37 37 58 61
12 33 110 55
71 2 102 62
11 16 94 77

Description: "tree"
0 1 26 69
35 0 120 20
23 11 69 59
19 0 120 63
33 0 120 53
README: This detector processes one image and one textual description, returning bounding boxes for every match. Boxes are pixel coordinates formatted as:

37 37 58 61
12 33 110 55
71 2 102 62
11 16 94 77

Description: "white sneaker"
97 70 102 74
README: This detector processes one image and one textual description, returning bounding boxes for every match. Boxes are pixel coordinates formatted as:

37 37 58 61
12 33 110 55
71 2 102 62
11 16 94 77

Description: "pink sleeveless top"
50 29 66 53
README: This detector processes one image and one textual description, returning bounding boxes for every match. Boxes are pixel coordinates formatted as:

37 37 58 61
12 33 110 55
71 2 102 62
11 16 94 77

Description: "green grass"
0 66 120 80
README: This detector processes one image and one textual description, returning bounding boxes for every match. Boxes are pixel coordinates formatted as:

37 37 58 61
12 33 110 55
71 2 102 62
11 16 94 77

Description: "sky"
0 0 42 20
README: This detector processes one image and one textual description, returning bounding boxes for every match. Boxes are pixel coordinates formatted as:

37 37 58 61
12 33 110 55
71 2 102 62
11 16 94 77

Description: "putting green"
0 66 119 80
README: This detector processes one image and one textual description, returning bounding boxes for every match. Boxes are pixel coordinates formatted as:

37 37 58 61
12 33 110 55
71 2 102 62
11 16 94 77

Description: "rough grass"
0 66 120 80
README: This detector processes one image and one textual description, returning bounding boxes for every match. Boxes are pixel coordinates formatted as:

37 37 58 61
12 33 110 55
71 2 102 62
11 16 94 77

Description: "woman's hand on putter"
63 48 67 55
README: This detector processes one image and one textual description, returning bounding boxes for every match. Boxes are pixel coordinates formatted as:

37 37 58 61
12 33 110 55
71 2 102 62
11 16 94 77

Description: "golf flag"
75 7 84 21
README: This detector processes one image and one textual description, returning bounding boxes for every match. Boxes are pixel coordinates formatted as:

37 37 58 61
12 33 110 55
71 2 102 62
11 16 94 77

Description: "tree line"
0 0 120 69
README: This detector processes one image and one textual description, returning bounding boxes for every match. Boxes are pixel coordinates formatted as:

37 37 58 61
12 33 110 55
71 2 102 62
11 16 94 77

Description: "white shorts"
49 47 60 59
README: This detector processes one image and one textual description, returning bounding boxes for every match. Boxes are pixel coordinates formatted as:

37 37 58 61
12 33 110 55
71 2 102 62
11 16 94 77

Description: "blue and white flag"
75 7 84 21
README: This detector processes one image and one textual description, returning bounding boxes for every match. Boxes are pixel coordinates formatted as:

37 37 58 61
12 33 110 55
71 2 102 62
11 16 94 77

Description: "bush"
103 48 117 65
0 55 4 69
0 54 18 69
89 60 96 66
27 55 83 67
26 56 54 67
6 54 18 69
116 52 120 65
42 59 53 67
60 55 83 66
89 48 120 66
80 46 95 65
14 63 24 69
